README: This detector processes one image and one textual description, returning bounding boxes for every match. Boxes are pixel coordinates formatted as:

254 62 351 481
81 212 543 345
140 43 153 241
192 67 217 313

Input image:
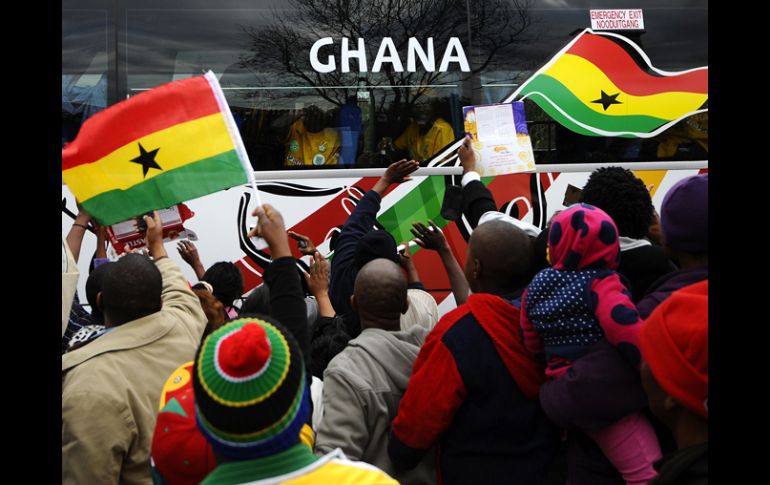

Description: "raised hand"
373 158 421 196
250 204 292 259
177 240 200 266
410 220 448 252
458 135 476 174
177 240 206 279
143 211 167 259
303 251 330 297
288 231 317 256
383 158 420 185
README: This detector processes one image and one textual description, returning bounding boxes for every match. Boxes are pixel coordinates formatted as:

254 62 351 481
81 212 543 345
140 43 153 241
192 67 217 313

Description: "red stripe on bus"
567 33 707 96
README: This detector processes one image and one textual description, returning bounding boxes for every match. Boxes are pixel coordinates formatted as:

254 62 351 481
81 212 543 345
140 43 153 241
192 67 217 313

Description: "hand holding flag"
250 205 291 259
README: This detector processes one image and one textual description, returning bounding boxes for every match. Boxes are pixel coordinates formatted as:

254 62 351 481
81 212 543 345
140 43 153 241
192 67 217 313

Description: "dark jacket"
637 265 708 319
539 339 648 485
539 339 648 432
263 256 310 364
651 443 708 485
329 189 382 336
461 179 497 228
618 244 677 303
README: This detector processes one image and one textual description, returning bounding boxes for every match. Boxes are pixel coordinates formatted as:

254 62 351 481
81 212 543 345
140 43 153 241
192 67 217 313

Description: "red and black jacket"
388 293 560 485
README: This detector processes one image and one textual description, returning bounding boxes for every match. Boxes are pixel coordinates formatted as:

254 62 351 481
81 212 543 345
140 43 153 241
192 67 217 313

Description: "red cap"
151 363 216 485
641 280 708 419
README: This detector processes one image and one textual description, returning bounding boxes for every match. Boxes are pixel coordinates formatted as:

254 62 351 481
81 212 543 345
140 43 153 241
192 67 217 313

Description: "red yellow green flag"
62 71 250 225
510 29 708 138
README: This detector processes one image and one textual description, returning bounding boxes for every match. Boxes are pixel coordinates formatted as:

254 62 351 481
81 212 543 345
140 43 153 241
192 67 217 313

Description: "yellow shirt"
285 119 342 166
656 112 708 158
394 117 455 162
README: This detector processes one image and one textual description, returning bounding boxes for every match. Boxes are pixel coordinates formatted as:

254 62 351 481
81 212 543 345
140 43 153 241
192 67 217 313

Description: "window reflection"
63 0 708 167
62 7 110 146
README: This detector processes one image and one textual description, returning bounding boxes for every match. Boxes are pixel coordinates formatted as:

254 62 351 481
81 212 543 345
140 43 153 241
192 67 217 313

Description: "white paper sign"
475 105 520 146
590 9 644 30
462 102 535 177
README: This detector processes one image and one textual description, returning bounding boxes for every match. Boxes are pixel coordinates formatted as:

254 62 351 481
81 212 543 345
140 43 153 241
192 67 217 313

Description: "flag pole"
204 70 264 208
204 70 267 248
247 172 264 207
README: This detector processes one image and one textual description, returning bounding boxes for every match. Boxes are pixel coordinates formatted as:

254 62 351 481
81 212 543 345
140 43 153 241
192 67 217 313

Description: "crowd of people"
62 138 708 484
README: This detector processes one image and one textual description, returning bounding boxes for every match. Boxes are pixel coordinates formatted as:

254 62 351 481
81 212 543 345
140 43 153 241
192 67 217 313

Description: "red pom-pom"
218 323 270 378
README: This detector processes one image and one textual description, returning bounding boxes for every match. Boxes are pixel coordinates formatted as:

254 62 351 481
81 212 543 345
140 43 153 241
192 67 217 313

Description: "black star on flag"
591 90 623 111
130 142 163 178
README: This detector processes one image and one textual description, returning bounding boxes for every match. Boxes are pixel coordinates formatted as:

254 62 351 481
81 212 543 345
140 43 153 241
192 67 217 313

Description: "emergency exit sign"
590 9 644 30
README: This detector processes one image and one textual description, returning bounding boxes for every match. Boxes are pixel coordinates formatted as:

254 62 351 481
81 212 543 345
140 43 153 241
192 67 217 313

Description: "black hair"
354 230 398 270
202 262 244 309
309 317 351 379
100 254 162 325
240 284 271 316
579 167 654 239
85 262 114 324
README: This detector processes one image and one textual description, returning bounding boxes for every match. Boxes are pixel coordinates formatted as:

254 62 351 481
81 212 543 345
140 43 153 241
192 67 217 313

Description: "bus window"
62 1 114 146
63 0 707 168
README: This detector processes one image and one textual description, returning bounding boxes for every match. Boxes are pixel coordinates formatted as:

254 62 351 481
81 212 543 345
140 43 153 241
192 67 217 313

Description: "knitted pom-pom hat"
641 280 708 419
192 317 310 460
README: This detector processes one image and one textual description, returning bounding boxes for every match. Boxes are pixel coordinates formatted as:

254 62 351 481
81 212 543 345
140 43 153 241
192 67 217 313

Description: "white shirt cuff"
461 171 481 187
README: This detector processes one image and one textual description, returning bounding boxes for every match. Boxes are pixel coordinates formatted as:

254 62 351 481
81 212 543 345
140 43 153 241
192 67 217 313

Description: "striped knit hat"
192 316 310 460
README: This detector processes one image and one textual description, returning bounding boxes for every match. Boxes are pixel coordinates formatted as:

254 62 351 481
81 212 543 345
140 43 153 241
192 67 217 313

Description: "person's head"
99 253 162 326
310 319 352 379
191 282 227 340
640 280 708 446
192 316 310 461
85 262 114 324
354 230 398 270
240 284 318 326
547 203 620 271
202 262 244 311
239 284 271 316
660 174 708 265
413 102 436 128
351 258 408 331
303 105 325 133
580 166 654 239
151 362 217 485
464 220 533 296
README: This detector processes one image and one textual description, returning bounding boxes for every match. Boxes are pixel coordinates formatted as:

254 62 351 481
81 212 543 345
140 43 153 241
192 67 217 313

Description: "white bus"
62 0 708 311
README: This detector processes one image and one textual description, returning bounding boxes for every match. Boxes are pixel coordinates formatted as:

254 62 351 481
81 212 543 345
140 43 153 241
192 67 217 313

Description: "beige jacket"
62 257 206 485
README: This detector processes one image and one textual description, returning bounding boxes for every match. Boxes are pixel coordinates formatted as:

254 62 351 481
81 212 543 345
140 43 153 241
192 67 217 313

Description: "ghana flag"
62 71 250 225
509 29 708 138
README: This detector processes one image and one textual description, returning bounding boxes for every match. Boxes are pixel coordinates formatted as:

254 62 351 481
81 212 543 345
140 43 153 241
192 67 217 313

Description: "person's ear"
350 294 357 313
96 292 103 312
663 394 678 413
473 258 482 281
